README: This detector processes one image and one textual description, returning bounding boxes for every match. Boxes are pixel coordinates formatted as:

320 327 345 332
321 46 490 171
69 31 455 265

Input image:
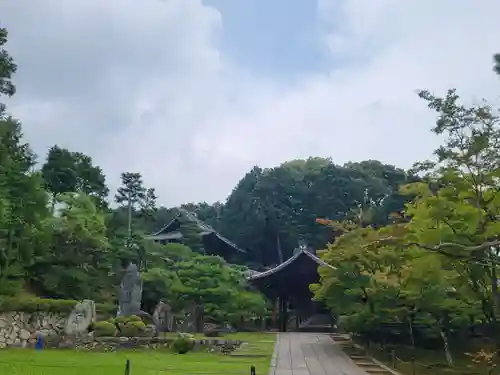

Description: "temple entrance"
247 243 336 332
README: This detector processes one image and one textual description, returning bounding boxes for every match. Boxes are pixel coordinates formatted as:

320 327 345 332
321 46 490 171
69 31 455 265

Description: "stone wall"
0 311 66 348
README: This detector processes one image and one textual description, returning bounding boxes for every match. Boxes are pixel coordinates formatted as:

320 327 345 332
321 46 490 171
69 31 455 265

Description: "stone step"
346 354 367 359
352 361 376 366
356 365 391 374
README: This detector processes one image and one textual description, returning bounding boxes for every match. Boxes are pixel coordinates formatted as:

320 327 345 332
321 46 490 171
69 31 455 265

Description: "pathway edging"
268 333 280 375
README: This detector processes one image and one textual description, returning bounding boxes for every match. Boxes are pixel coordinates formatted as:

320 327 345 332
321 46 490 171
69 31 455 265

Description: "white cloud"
1 0 500 206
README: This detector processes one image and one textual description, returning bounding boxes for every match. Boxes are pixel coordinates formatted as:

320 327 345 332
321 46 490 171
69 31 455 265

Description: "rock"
64 300 96 336
153 301 174 332
117 262 143 317
143 324 156 338
19 329 30 340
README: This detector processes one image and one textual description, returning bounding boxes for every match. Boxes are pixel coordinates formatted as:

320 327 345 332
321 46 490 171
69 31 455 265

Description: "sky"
1 0 499 207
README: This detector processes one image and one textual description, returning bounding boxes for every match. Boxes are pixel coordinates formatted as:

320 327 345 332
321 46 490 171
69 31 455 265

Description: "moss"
93 321 117 337
118 320 146 337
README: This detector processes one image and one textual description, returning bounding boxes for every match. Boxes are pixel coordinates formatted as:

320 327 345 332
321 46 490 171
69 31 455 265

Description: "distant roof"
147 207 246 253
246 247 336 281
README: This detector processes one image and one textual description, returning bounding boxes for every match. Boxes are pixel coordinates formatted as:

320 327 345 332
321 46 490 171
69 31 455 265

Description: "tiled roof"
148 207 246 253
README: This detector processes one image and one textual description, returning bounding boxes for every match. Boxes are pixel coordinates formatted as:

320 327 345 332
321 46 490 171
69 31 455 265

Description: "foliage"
172 333 195 354
218 159 414 267
142 247 267 322
313 88 500 363
0 296 114 314
92 321 117 337
117 320 146 337
0 27 16 97
41 146 109 211
494 53 500 76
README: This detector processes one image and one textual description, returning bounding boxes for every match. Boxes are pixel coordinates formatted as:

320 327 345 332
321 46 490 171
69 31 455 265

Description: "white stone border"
268 333 280 375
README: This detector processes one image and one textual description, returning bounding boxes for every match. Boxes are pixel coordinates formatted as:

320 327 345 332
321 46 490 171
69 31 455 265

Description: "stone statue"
117 261 143 317
64 299 96 336
152 301 174 332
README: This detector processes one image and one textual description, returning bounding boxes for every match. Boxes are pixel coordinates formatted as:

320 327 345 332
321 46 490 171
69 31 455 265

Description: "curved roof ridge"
246 248 336 281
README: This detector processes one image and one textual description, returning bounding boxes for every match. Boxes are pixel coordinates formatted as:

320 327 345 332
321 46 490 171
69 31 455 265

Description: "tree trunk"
439 328 453 366
489 247 500 350
127 194 132 238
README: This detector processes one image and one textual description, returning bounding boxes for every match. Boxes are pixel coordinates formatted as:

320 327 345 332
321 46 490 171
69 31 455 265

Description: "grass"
0 332 276 375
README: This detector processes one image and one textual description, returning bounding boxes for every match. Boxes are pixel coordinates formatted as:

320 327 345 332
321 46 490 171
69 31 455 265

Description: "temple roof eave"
245 249 336 282
147 207 246 253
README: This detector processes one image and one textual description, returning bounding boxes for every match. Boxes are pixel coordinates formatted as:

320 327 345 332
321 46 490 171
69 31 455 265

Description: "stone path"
269 333 368 375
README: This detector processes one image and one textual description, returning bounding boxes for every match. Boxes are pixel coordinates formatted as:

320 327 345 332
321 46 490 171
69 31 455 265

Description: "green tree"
41 146 109 212
115 172 146 237
139 187 158 224
41 145 78 210
30 193 112 300
0 114 48 295
494 53 500 76
402 89 500 328
72 152 109 209
0 28 16 97
220 158 412 267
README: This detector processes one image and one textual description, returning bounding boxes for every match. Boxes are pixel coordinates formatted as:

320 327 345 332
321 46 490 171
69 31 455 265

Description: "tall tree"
219 159 412 267
41 146 109 212
0 29 48 294
72 152 109 209
41 145 78 210
115 172 146 237
494 53 500 76
0 115 48 294
30 193 112 300
0 28 16 97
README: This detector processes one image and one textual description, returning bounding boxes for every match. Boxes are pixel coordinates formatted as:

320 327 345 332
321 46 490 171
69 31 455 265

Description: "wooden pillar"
279 296 288 332
272 297 278 329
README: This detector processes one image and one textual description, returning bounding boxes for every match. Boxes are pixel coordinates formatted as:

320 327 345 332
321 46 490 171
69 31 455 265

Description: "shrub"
95 303 116 316
0 297 77 313
119 321 146 337
0 297 115 316
93 321 117 337
172 333 195 354
128 315 142 322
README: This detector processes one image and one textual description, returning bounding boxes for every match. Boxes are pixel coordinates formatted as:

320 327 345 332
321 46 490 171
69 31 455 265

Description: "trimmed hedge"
93 321 118 337
0 297 115 315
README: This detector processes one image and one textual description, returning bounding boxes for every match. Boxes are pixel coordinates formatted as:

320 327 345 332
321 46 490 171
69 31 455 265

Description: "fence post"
124 359 131 375
391 350 396 368
250 365 256 375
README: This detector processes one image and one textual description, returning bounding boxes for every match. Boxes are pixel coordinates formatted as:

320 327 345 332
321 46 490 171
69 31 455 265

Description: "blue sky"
1 0 500 206
204 0 329 79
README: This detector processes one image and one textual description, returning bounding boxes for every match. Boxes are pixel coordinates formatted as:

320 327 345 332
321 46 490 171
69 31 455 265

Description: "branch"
367 236 500 252
364 236 500 266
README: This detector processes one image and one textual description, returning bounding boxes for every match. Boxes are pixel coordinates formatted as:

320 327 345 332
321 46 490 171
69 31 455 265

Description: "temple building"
144 207 247 264
246 241 336 332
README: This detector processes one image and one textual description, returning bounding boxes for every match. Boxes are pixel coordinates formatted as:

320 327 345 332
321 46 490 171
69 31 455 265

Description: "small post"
124 359 131 375
250 365 256 375
35 333 43 351
391 350 396 368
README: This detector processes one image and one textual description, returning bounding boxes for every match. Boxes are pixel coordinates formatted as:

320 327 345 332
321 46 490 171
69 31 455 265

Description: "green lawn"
0 333 276 375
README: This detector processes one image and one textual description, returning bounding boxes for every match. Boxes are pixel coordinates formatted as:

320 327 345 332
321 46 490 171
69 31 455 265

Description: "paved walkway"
269 333 368 375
